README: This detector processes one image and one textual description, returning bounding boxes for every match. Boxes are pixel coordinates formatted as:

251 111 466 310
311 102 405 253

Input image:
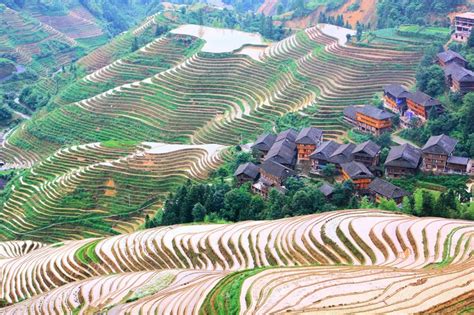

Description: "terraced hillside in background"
0 142 226 242
1 23 420 169
0 210 472 313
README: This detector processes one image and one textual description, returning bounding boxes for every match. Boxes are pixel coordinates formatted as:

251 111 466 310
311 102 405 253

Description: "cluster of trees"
376 0 464 28
146 178 357 228
181 8 287 41
318 13 352 29
19 86 50 111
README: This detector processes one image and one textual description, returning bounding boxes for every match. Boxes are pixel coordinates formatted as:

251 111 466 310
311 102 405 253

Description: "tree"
402 196 413 214
321 164 337 177
468 29 474 48
0 106 12 122
421 190 435 217
360 196 374 209
416 65 445 97
192 203 206 222
372 132 392 149
131 37 139 52
356 22 363 41
379 198 398 211
222 187 252 221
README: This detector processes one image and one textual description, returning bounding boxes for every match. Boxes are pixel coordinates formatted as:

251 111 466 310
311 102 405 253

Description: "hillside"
0 210 473 312
0 23 420 170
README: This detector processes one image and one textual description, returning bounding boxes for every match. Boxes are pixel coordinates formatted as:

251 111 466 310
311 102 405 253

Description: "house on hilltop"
421 134 457 173
368 178 410 204
295 127 323 162
385 144 421 178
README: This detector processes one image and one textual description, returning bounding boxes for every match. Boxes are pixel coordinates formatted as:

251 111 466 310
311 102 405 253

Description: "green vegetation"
200 268 268 315
376 0 463 28
75 239 101 265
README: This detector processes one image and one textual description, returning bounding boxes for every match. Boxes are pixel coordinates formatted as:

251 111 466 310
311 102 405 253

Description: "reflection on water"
171 24 265 53
318 24 356 45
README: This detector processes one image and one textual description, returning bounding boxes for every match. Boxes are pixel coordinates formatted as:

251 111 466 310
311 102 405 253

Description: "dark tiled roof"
422 134 457 155
275 129 298 143
265 140 296 165
444 63 474 82
384 84 411 98
408 91 442 108
296 127 323 145
234 162 260 179
437 50 467 64
344 105 394 121
319 182 335 197
341 161 374 179
358 105 394 120
368 178 410 200
352 140 381 158
343 106 359 121
252 133 276 152
260 160 295 179
385 144 421 169
310 141 340 160
447 156 470 166
329 143 355 165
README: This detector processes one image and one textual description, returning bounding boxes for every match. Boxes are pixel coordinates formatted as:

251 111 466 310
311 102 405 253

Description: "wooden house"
234 162 260 186
251 133 276 159
368 178 410 204
351 140 381 167
309 140 340 171
406 91 443 121
385 144 421 178
344 105 394 136
437 50 468 68
446 156 472 174
421 134 457 173
295 127 323 162
453 12 474 42
383 84 411 114
341 161 374 190
444 63 474 94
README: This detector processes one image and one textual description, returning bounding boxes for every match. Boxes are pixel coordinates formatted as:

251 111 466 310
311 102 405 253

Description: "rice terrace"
0 0 473 314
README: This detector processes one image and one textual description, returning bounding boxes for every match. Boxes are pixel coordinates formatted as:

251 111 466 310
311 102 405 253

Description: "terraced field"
0 24 420 169
0 142 225 242
0 210 472 312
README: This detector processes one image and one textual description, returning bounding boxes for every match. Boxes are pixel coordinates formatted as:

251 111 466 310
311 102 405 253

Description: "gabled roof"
384 84 411 98
265 140 296 165
309 141 340 160
275 129 298 143
343 106 359 121
447 156 470 166
296 127 323 145
252 133 276 152
408 91 442 108
444 63 474 82
422 134 457 155
319 182 335 197
385 144 421 169
437 50 467 64
329 143 355 165
352 140 381 158
368 178 410 200
341 161 374 179
260 160 295 179
234 162 260 179
357 105 394 120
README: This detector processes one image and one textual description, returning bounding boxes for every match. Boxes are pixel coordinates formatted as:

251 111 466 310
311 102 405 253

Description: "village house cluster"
235 127 472 205
437 50 474 94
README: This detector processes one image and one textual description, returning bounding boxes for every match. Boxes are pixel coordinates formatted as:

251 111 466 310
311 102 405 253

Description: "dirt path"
392 130 420 148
